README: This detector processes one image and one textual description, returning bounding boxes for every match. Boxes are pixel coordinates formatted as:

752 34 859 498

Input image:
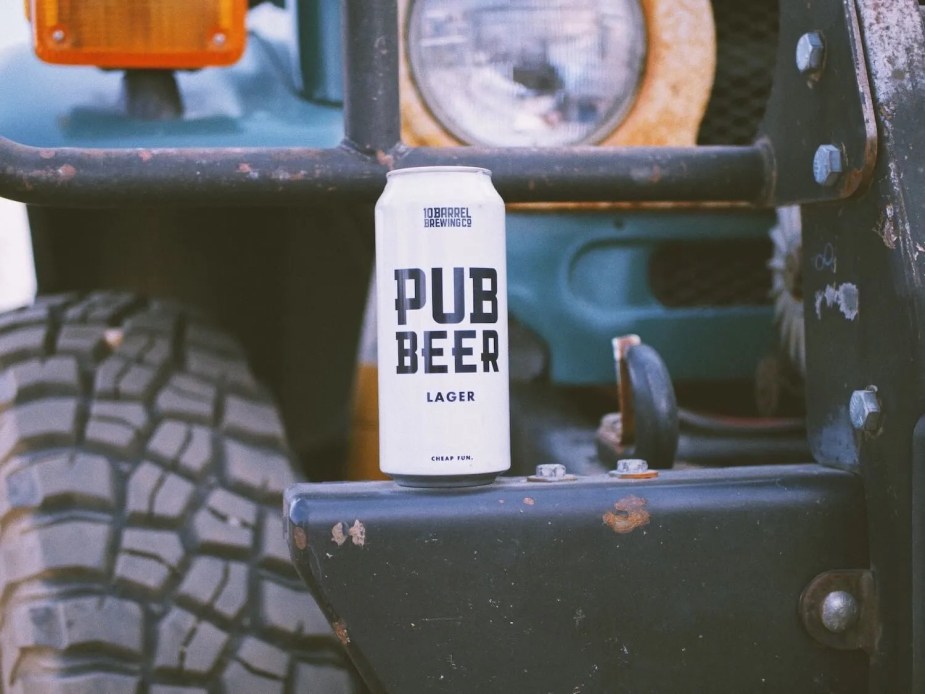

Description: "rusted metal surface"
333 620 351 646
800 569 878 654
602 495 650 534
0 137 386 206
615 470 659 480
286 465 869 693
0 135 771 206
800 1 925 689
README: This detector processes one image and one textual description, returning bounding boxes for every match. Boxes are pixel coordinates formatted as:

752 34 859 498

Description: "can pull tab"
596 336 679 470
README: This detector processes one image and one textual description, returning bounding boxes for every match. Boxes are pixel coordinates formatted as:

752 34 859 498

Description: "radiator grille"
649 239 773 307
698 0 780 145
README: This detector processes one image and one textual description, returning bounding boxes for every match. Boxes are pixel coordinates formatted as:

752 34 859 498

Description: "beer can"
375 166 510 487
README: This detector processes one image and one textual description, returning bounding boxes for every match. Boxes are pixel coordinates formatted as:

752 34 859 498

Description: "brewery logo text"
424 206 472 228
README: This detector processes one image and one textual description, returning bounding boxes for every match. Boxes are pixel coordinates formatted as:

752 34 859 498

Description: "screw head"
821 590 859 634
51 28 66 43
211 32 227 47
849 388 881 432
796 31 825 76
813 144 845 187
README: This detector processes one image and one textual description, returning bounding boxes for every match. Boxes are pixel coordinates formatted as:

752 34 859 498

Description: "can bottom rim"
390 472 499 489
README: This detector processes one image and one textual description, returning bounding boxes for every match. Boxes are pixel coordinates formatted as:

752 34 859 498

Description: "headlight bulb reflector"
408 0 647 146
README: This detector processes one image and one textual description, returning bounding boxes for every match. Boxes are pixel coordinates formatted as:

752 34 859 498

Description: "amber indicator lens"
30 0 247 68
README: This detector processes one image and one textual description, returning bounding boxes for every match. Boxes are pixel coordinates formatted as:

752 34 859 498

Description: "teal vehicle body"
0 1 774 387
508 210 775 384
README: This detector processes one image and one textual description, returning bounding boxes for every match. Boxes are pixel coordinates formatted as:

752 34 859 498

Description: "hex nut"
849 388 881 433
528 463 577 483
796 31 825 76
821 590 860 634
813 144 845 187
616 459 648 474
536 463 566 479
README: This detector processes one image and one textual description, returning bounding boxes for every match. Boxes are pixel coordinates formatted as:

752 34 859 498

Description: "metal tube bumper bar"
0 138 770 207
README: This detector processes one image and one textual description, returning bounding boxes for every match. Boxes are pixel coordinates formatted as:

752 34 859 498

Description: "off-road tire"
0 293 357 693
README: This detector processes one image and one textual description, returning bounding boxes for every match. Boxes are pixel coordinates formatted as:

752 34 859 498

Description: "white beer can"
375 166 510 487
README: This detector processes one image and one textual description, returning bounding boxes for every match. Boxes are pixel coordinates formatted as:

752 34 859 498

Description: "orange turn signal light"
29 0 247 69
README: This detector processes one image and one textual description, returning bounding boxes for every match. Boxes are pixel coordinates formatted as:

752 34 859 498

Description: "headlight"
407 0 646 147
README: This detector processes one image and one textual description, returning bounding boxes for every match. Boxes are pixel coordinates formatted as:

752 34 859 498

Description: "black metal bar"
400 145 769 203
0 139 385 207
341 0 400 154
0 138 770 207
286 465 869 693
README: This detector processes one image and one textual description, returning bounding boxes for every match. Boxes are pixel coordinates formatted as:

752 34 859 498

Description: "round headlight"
407 0 647 147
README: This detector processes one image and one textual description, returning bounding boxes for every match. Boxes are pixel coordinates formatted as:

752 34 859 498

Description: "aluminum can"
375 166 509 487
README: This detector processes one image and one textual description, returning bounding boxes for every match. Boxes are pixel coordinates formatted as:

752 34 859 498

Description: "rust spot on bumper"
333 619 351 646
376 150 394 169
292 525 308 551
603 495 650 534
56 164 76 180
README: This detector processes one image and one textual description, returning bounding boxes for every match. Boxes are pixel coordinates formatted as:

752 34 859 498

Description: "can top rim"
387 166 492 178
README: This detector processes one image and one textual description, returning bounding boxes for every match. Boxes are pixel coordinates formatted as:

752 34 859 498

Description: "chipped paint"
875 202 898 249
814 283 859 321
348 519 366 546
103 328 124 350
333 619 351 646
292 526 308 551
332 522 347 546
856 1 925 286
376 150 394 169
602 496 650 534
56 164 76 180
856 1 925 109
522 497 535 506
137 150 153 162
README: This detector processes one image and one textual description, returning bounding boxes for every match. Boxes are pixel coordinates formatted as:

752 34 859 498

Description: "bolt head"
796 31 825 75
849 388 881 432
535 463 567 479
813 144 845 187
821 590 860 634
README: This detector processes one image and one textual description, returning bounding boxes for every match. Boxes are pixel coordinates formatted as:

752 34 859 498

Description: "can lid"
387 166 492 178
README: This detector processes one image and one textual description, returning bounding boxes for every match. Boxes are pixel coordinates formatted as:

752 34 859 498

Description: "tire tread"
0 293 354 693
